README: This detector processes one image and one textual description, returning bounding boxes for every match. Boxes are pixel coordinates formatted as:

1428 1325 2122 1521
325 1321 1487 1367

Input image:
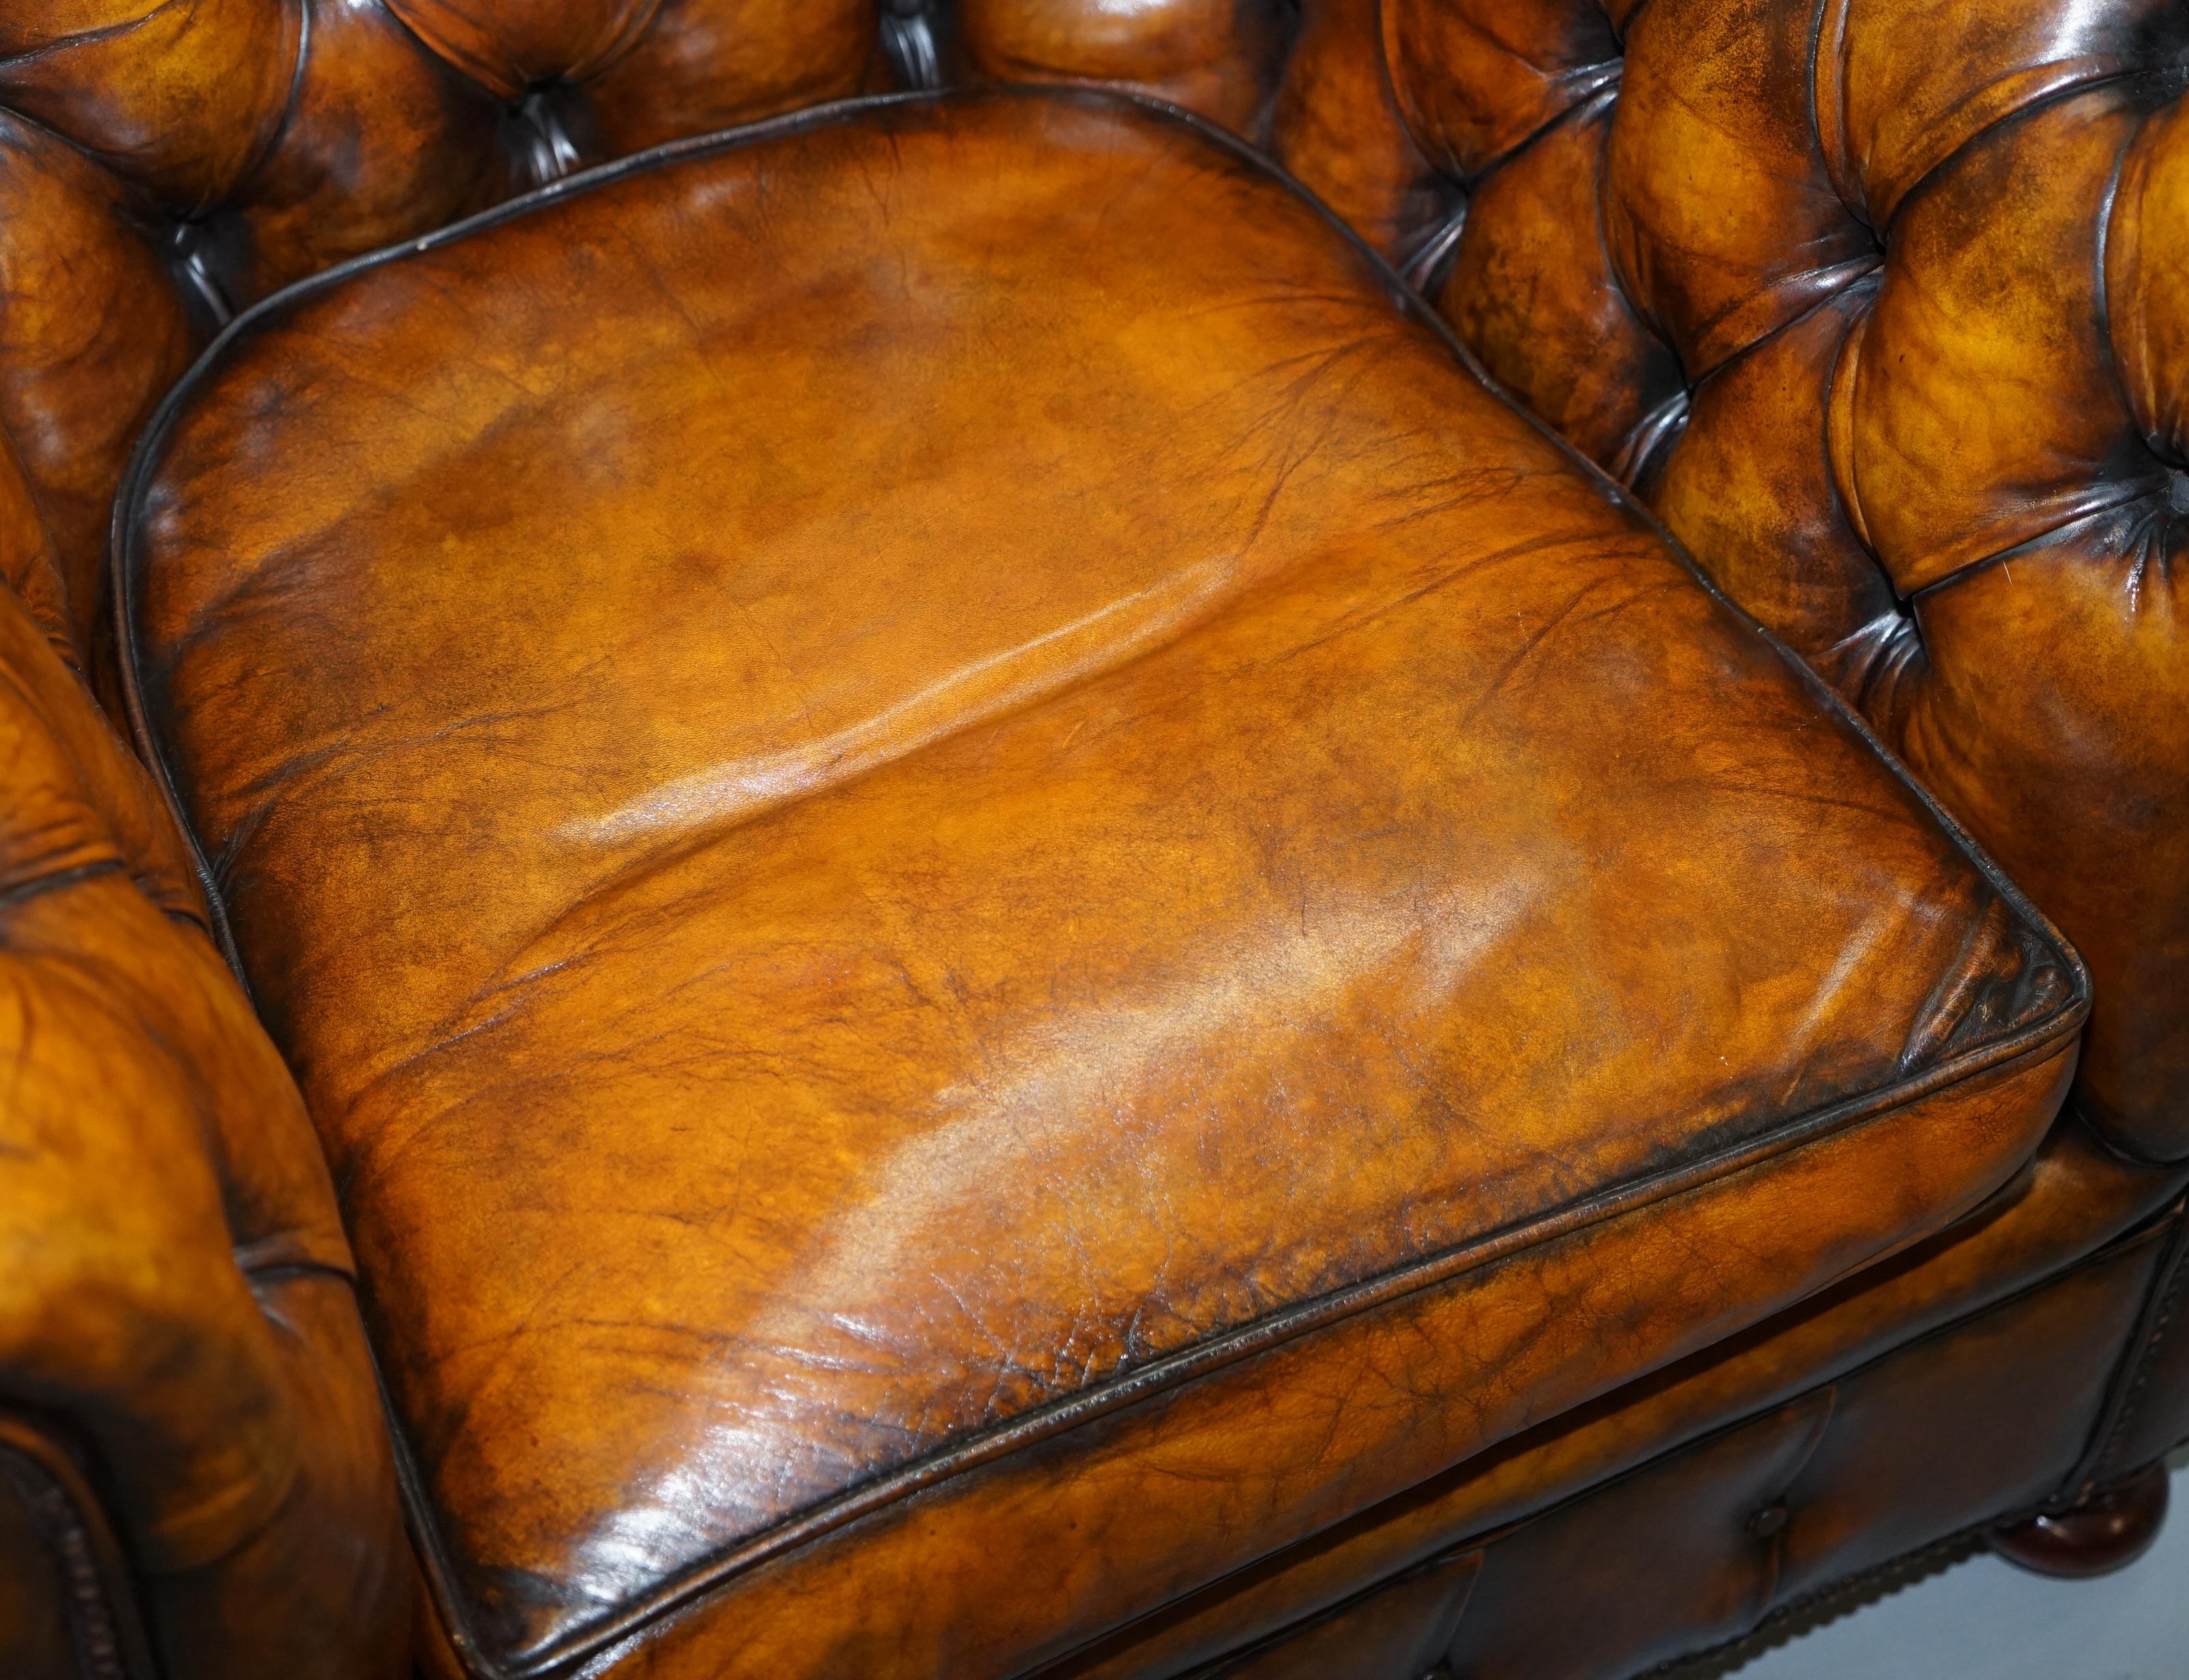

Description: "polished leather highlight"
0 565 408 1672
0 4 2182 1677
1054 1107 2178 1679
1268 0 2189 1162
123 89 2083 1675
950 0 1293 136
0 0 882 685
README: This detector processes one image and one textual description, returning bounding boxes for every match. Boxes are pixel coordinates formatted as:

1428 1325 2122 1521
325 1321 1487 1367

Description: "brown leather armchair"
1 3 2182 1677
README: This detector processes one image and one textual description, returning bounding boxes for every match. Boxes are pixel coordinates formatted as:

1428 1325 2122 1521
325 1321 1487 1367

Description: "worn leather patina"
119 89 2083 1672
0 4 2182 1678
1272 0 2189 1167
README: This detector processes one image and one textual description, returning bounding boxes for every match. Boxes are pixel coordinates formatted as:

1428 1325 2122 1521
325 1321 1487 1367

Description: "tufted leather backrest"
0 0 887 685
1275 0 2189 1164
6 6 2179 1165
0 5 898 1671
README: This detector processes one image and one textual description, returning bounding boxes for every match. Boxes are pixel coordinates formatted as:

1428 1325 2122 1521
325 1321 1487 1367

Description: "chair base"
1989 1462 2170 1579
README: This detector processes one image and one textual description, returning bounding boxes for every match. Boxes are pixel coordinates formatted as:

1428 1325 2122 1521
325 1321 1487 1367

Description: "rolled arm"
0 552 408 1675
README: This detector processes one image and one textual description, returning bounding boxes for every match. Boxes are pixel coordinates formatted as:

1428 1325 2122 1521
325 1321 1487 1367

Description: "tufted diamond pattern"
1276 0 2189 1163
0 0 885 683
5 0 2178 1203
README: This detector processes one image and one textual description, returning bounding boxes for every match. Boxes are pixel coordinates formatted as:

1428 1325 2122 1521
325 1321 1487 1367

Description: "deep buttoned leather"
1272 0 2189 1164
0 0 880 685
123 89 2081 1676
0 10 895 1674
0 5 2180 1677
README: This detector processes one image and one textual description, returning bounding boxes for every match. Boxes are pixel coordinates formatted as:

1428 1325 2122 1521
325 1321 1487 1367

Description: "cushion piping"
106 83 2093 1679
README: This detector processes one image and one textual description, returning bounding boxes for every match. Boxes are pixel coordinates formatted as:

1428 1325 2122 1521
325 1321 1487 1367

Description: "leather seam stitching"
0 1424 159 1680
0 1448 130 1680
1185 1220 2172 1680
401 1028 2080 1677
104 83 2096 1677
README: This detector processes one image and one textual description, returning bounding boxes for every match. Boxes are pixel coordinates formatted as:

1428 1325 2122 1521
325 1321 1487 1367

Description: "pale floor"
1721 1454 2189 1680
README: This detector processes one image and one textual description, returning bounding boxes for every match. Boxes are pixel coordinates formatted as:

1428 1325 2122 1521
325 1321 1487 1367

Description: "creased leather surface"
0 569 408 1674
1053 1105 2177 1679
0 110 194 676
451 1047 2074 1679
0 0 884 689
1123 1216 2165 1680
1270 0 2189 1161
124 90 2081 1673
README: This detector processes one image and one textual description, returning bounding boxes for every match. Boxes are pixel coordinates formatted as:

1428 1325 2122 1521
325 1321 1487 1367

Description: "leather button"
1748 1501 1791 1540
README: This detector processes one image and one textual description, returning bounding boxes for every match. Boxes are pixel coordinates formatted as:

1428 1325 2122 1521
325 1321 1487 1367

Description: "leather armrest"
0 554 408 1675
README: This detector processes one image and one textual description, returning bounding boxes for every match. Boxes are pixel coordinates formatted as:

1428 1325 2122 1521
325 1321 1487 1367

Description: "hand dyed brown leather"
0 565 409 1677
0 7 882 1674
946 0 1292 136
0 0 880 690
1 3 2184 1679
120 87 2083 1677
1272 0 2189 1163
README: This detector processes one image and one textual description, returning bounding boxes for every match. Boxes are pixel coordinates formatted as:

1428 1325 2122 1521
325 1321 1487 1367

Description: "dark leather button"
1748 1501 1791 1540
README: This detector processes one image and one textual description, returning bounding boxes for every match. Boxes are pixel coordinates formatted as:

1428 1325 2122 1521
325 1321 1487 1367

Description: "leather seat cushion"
119 89 2085 1679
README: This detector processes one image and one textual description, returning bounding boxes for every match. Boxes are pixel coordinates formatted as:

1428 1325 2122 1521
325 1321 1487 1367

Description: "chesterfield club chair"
3 1 2186 1676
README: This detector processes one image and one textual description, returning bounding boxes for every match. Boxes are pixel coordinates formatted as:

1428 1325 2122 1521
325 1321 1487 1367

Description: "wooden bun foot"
1990 1462 2170 1579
